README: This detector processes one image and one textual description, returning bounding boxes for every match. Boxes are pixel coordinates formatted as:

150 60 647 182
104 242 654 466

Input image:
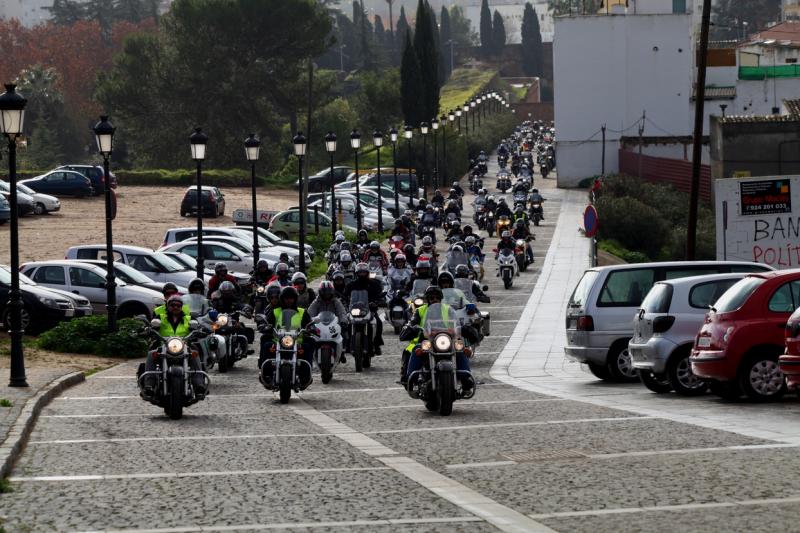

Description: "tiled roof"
718 115 800 124
744 21 800 47
691 86 736 100
784 98 800 117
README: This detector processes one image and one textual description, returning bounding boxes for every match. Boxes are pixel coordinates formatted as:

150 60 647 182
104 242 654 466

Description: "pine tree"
521 2 543 76
46 0 85 25
479 0 493 57
492 10 506 56
400 30 423 125
360 0 373 70
395 5 410 63
414 0 439 121
439 5 452 80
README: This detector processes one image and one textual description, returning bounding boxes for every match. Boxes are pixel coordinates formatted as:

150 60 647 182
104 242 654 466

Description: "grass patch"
598 239 649 264
440 67 499 112
0 478 13 493
0 398 11 407
84 367 103 377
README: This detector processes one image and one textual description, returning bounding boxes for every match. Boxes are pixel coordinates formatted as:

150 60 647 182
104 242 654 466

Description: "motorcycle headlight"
280 335 295 348
421 340 432 351
517 239 525 247
351 308 362 317
369 272 376 279
454 339 466 351
533 203 541 208
256 286 265 294
217 314 229 326
414 298 424 307
488 212 494 217
434 334 452 352
166 338 185 355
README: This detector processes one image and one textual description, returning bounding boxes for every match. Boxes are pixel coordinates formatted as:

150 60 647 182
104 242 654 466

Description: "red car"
691 271 794 402
780 306 800 397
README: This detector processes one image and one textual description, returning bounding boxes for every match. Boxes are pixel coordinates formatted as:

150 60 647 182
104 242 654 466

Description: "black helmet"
369 240 380 251
279 286 299 308
532 188 539 194
220 281 236 296
516 219 526 228
455 264 470 278
162 282 178 296
463 224 473 234
279 252 290 262
437 271 454 288
394 218 402 226
404 243 415 255
355 262 370 277
214 262 228 274
451 220 460 229
332 271 345 284
266 283 282 299
275 262 289 276
357 229 368 240
425 285 443 303
256 259 269 271
187 278 204 294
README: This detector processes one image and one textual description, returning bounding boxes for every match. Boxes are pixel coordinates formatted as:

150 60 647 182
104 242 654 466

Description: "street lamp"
463 103 470 134
404 125 415 200
420 122 429 200
0 83 28 387
244 133 261 266
350 129 362 232
431 117 439 192
373 130 384 231
442 114 449 190
93 115 117 333
389 127 399 215
325 131 338 236
293 132 307 272
456 108 463 133
470 100 476 132
190 127 207 280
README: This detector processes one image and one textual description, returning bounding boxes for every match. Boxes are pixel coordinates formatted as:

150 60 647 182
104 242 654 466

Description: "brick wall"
513 102 554 122
618 149 712 202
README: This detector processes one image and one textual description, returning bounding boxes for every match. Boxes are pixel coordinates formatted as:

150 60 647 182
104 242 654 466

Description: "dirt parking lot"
0 185 298 264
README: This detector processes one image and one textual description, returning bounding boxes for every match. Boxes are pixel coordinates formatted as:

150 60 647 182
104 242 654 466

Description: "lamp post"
456 108 462 133
463 103 470 135
293 132 307 272
445 112 453 187
470 100 476 132
476 97 482 128
431 117 439 191
350 129 362 232
325 131 337 236
388 127 399 215
404 125 415 200
482 94 487 119
420 122 429 200
190 127 207 280
244 133 261 265
93 115 117 333
373 130 384 231
0 83 28 387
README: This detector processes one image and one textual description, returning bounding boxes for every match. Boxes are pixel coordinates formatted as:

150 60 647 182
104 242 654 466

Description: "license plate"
697 337 712 348
64 309 74 317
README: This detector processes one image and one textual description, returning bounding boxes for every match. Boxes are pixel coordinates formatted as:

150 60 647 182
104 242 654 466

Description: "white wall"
730 77 800 115
0 0 50 26
553 13 694 185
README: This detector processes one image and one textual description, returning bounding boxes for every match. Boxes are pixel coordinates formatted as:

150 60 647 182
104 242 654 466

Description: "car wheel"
606 343 639 382
667 352 708 396
3 306 33 334
586 362 612 381
34 203 46 215
739 353 786 402
639 371 672 393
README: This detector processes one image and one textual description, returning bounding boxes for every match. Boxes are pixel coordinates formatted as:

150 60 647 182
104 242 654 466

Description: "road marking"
10 466 389 483
527 494 800 520
446 460 517 469
291 399 556 533
365 416 655 435
77 516 485 533
318 398 567 413
29 432 333 445
587 442 800 459
57 387 407 401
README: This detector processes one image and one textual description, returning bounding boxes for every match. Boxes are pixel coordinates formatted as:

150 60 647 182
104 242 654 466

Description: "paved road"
3 160 800 533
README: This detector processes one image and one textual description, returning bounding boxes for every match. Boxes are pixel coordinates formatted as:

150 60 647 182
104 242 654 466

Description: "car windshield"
170 253 196 269
713 277 765 313
114 263 154 284
151 252 185 272
569 271 599 307
17 183 35 195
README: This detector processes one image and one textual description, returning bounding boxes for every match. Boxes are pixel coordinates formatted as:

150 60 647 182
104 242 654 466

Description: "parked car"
55 165 116 194
14 182 60 214
0 266 77 333
337 172 419 198
7 266 94 319
64 245 197 286
70 260 187 294
160 226 304 263
222 225 314 259
20 170 93 197
177 235 285 265
308 191 396 222
565 261 773 382
160 251 247 285
629 273 748 395
180 185 225 217
269 209 359 239
159 240 253 274
691 270 799 401
0 189 34 216
306 194 382 229
21 261 164 319
0 194 9 224
297 166 353 192
779 307 800 397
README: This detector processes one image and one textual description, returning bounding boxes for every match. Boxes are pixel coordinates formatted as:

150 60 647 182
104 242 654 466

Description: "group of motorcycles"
134 121 553 419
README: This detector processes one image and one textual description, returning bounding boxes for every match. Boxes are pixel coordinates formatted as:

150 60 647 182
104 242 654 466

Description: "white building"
0 0 51 27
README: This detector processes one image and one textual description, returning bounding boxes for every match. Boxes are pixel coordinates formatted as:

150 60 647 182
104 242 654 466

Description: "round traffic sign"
584 205 598 238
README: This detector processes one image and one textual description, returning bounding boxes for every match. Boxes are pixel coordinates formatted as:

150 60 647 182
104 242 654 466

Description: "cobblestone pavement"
2 159 800 533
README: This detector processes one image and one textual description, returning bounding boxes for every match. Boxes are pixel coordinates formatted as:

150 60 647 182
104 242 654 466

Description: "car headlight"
280 335 295 348
517 239 525 247
166 338 185 355
351 308 362 317
454 339 465 351
434 334 452 351
217 314 229 326
37 296 59 308
421 340 432 351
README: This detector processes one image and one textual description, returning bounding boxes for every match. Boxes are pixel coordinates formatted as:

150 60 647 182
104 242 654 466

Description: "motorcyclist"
513 205 529 225
513 180 528 195
388 253 414 284
417 236 438 272
330 250 355 281
455 264 490 303
258 286 313 388
495 197 513 219
419 205 438 229
278 252 297 274
402 243 417 266
327 233 347 264
154 282 189 316
451 181 465 197
512 219 535 264
464 236 484 262
344 262 385 354
182 278 211 318
391 218 412 241
210 281 244 314
430 189 445 208
444 199 461 220
447 188 462 207
207 263 238 297
355 229 370 250
269 262 292 287
292 272 316 308
484 194 497 214
308 280 349 363
496 231 516 258
528 188 546 220
331 270 349 303
142 294 207 398
250 259 273 285
406 259 433 294
446 220 464 242
362 240 389 273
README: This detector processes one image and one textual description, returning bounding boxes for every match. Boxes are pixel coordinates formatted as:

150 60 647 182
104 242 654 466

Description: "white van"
565 261 773 382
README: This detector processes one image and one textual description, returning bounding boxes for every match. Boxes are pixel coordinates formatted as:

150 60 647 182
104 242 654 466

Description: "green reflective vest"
273 307 306 339
404 304 452 352
156 309 192 337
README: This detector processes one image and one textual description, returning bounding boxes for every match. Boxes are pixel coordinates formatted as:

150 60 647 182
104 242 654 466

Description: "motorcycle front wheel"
353 332 364 372
319 346 333 384
279 364 293 404
438 371 455 416
166 373 184 420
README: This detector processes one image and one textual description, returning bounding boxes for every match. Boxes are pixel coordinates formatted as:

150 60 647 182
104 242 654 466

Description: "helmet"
434 189 443 197
292 272 307 285
395 253 406 266
452 181 459 188
514 205 524 213
479 188 487 195
416 260 431 277
502 231 511 239
455 264 470 278
275 262 289 276
437 271 454 288
487 195 495 202
403 243 415 255
449 188 457 195
339 251 352 265
463 224 473 234
498 197 506 205
256 259 269 271
451 220 460 229
425 285 443 303
188 278 205 294
452 245 464 253
465 235 476 246
357 229 368 240
162 282 178 296
220 281 236 295
279 286 299 308
516 219 526 228
319 280 335 299
394 218 402 226
532 188 539 194
340 241 352 251
332 271 345 284
403 209 413 217
425 205 434 213
335 233 345 243
166 294 184 308
266 283 282 299
422 236 432 246
214 262 228 274
369 240 380 251
355 262 370 276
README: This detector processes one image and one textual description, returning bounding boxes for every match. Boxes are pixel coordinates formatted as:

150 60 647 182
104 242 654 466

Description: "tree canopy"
479 0 493 56
521 2 543 77
492 10 506 55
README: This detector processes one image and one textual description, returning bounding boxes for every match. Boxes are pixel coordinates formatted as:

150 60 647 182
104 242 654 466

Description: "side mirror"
150 318 162 329
482 285 489 291
189 319 199 330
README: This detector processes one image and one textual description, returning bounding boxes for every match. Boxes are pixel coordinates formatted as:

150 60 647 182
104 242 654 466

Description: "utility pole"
638 110 645 179
601 124 607 176
687 0 711 260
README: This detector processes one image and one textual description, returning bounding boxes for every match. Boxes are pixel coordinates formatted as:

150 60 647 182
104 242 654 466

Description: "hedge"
37 315 149 358
5 168 297 188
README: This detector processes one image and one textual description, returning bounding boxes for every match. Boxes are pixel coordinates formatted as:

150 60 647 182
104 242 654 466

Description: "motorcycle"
137 318 210 420
496 248 518 290
442 212 460 232
496 215 512 237
484 210 496 238
496 174 512 193
406 303 476 416
468 252 485 281
212 310 253 372
530 201 544 226
256 312 312 404
513 191 528 209
388 235 406 255
308 312 344 384
421 225 437 245
252 283 270 314
349 289 376 372
386 269 412 334
470 174 483 193
514 238 529 272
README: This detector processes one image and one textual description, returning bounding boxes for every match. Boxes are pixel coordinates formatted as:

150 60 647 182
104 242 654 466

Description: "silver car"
629 273 748 396
0 181 60 214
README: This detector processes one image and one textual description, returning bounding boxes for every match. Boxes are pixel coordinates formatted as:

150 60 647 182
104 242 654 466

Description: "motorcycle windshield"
390 236 404 246
500 248 514 257
280 309 297 330
442 288 467 309
423 303 460 338
388 270 410 289
315 311 336 326
368 257 383 271
446 251 469 269
454 279 476 302
183 294 207 316
411 279 431 297
349 289 370 313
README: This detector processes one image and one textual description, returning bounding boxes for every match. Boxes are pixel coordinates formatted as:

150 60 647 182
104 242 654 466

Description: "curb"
0 371 85 479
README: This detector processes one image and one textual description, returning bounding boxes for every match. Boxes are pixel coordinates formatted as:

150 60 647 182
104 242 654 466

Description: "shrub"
38 316 148 358
598 239 650 263
596 195 669 260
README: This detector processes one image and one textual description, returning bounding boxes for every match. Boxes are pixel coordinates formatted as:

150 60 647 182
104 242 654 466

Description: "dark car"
0 190 33 216
20 170 94 197
297 166 353 193
0 194 9 224
180 186 225 217
0 266 75 333
55 164 117 194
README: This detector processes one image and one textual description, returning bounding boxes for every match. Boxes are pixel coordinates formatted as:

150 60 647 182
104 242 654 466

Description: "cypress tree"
400 30 423 125
479 0 493 57
414 0 439 121
439 6 452 80
521 2 543 76
492 10 506 56
396 5 410 63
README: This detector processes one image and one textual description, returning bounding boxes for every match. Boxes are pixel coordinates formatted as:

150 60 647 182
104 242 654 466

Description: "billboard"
716 175 800 269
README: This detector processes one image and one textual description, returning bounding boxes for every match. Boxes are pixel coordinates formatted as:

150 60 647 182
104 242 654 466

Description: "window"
664 267 717 280
284 211 300 223
672 0 686 13
787 58 798 64
70 267 106 288
641 283 673 314
569 271 599 308
768 280 800 313
33 266 66 285
46 173 63 182
127 254 162 273
178 245 198 258
75 249 100 260
689 280 739 309
598 269 656 307
209 245 237 260
715 277 765 312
